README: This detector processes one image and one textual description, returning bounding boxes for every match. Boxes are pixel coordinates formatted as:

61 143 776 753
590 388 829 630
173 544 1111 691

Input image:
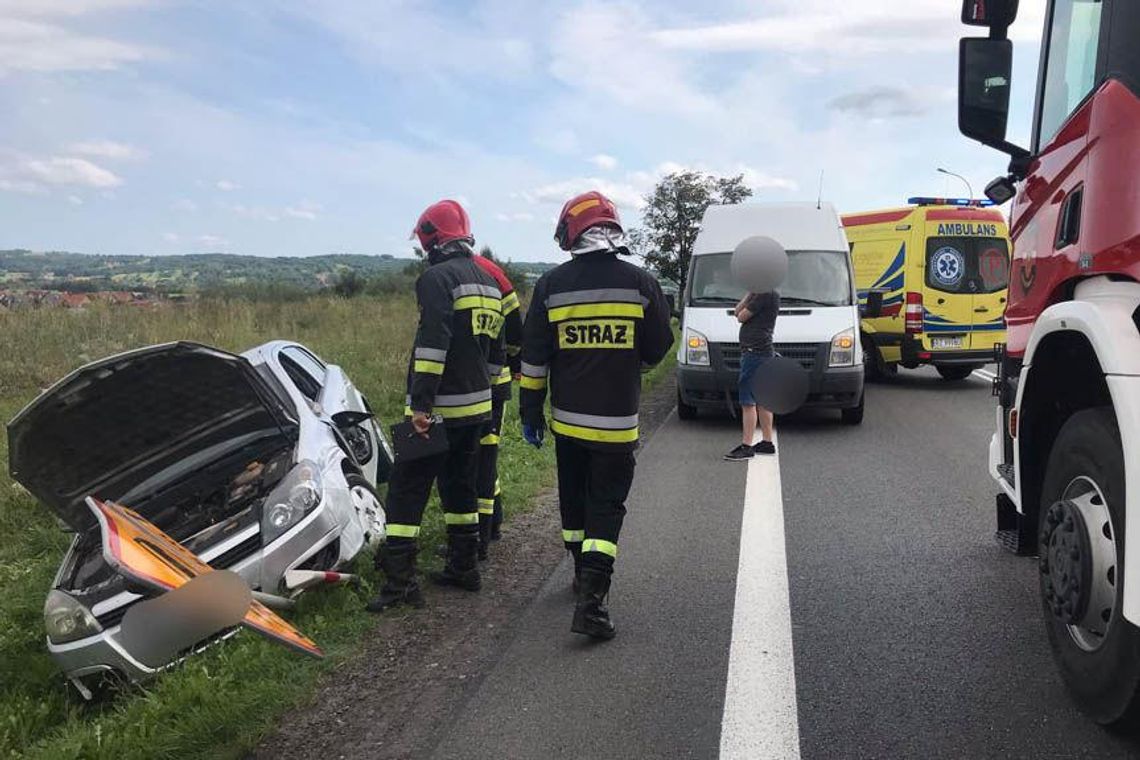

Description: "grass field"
0 296 675 759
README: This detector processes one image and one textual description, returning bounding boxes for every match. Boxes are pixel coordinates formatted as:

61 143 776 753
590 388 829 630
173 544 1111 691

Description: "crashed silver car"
6 340 392 694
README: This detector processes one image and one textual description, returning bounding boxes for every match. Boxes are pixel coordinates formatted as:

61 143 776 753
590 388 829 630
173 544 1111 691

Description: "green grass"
0 297 673 759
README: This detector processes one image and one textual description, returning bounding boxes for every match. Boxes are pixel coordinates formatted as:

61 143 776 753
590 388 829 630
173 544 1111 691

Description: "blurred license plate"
932 336 964 350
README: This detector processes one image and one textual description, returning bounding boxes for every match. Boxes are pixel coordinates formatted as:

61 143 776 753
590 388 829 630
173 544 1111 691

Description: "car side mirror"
862 290 885 319
665 292 681 320
985 175 1017 206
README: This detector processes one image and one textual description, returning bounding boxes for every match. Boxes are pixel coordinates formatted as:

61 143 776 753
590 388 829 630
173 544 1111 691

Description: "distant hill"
0 250 555 292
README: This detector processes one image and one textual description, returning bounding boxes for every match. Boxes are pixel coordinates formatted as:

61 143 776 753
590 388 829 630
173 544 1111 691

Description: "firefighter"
366 199 505 612
473 253 523 556
519 191 674 639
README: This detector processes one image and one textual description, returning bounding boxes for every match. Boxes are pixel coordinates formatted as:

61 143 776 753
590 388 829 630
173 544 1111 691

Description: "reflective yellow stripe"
413 359 445 375
480 433 501 446
583 538 617 557
455 295 502 312
436 400 493 419
502 292 520 314
520 376 547 391
387 524 421 538
477 498 495 515
562 529 585 543
550 419 639 444
494 367 512 385
494 478 501 497
547 302 643 323
444 512 480 525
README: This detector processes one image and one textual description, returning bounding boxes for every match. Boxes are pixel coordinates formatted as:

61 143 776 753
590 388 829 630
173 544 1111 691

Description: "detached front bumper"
50 494 348 686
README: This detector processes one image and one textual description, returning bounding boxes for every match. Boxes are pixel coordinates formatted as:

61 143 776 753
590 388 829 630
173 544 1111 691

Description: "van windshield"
688 251 854 307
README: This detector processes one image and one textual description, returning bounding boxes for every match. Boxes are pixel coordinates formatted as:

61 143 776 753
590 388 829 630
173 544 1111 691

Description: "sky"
0 0 1047 262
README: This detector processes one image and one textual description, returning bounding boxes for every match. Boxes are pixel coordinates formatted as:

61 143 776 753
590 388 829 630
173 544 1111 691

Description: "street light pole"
937 168 974 201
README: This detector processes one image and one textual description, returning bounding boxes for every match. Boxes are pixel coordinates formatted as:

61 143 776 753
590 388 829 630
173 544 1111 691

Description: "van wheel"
841 394 864 426
677 390 698 421
936 365 976 381
1039 407 1140 725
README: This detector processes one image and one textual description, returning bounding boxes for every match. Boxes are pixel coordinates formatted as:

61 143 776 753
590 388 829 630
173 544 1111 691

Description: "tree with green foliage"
479 245 530 295
332 268 366 298
631 171 753 292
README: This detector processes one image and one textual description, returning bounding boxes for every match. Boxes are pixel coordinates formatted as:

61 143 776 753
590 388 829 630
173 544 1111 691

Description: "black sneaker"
724 444 755 461
753 440 776 455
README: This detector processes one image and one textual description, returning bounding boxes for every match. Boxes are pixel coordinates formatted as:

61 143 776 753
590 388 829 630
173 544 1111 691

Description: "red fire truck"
958 0 1140 724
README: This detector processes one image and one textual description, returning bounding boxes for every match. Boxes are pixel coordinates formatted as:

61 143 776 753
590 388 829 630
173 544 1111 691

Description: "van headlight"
684 328 710 366
44 589 102 644
829 328 856 367
262 460 323 543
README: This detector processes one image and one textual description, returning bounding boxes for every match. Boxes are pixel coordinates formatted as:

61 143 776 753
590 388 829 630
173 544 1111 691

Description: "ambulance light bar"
908 197 997 208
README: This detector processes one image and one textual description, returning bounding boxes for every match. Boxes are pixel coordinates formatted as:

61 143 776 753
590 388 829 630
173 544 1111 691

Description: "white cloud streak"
69 139 146 160
0 0 154 75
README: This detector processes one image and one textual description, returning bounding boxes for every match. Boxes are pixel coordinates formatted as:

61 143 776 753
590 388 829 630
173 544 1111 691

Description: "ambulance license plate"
932 336 964 350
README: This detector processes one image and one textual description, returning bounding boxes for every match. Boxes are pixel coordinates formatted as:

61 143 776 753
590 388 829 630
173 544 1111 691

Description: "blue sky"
0 0 1046 263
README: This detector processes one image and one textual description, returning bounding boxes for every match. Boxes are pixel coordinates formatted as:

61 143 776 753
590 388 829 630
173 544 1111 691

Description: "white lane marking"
973 369 997 382
720 431 802 760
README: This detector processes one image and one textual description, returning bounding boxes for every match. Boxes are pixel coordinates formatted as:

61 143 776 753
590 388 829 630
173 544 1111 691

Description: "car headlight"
829 328 856 367
684 328 710 366
262 460 323 544
44 589 102 644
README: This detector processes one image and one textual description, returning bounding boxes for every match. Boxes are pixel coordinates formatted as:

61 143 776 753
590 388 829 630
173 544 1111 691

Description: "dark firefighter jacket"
519 251 674 451
406 251 506 426
474 255 524 402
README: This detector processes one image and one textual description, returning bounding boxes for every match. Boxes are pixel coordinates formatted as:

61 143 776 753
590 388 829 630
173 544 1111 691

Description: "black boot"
478 514 492 562
571 567 616 640
366 542 424 612
490 497 503 542
431 532 482 591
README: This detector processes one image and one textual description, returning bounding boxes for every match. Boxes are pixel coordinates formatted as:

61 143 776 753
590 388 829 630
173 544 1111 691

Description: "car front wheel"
1039 406 1140 725
345 472 386 546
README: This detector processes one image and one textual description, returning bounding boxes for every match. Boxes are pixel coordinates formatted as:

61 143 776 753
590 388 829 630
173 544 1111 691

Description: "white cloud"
524 177 646 211
589 154 619 171
285 200 322 220
0 15 150 75
67 194 84 205
171 198 198 213
216 179 241 191
197 234 230 249
162 232 178 242
495 211 535 223
0 151 123 193
69 139 146 161
231 204 280 222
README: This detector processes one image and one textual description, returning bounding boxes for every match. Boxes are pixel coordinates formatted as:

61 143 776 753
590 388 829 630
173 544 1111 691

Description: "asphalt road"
427 368 1140 759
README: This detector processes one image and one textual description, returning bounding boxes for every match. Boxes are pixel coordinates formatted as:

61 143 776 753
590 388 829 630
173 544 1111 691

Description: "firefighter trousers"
477 399 504 523
554 436 636 573
385 424 481 544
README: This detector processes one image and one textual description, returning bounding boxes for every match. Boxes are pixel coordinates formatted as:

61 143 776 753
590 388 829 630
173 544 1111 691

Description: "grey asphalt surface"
428 369 1140 759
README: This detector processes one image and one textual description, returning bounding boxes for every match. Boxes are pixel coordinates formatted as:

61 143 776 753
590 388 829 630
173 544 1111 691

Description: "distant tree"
631 171 753 292
332 268 366 298
402 246 429 277
479 245 530 295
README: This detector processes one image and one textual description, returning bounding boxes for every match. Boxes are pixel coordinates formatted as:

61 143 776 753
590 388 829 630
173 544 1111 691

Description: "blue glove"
522 422 545 449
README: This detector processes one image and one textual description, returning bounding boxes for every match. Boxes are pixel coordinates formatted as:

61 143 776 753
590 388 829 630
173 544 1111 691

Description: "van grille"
715 343 822 372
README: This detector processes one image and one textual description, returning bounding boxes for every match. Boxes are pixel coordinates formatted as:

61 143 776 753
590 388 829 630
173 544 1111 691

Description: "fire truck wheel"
1039 406 1140 726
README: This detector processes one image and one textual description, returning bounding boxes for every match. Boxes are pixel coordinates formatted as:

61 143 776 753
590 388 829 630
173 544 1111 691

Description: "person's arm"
640 274 675 367
519 276 554 430
501 284 524 375
408 270 453 421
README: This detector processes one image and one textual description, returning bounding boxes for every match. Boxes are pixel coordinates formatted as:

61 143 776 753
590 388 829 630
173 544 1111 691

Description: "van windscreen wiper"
780 296 838 307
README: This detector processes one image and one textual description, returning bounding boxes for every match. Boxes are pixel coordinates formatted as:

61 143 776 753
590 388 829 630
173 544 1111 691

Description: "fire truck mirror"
961 0 1020 29
959 38 1014 147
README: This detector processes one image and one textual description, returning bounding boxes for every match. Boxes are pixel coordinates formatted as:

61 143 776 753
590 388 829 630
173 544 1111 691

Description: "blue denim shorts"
738 350 774 407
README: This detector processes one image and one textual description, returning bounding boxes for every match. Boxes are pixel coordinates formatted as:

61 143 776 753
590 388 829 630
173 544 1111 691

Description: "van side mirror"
862 291 885 319
985 175 1017 206
665 292 681 319
961 0 1019 30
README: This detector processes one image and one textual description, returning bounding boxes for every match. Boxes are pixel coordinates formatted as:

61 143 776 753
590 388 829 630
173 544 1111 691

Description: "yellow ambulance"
842 198 1010 380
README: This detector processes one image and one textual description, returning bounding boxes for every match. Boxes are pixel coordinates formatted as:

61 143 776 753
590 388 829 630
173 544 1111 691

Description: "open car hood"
7 342 296 532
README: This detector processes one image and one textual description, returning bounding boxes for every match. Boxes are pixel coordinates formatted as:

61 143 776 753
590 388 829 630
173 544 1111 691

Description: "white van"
675 202 866 424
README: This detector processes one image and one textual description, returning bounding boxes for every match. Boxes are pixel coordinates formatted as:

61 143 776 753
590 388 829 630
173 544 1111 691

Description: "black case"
390 416 449 463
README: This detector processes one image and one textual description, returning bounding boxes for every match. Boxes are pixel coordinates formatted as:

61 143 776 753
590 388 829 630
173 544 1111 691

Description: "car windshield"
688 251 854 307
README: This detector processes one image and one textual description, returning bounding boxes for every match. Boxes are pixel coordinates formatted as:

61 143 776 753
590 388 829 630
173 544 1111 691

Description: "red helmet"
554 191 622 251
413 199 473 251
